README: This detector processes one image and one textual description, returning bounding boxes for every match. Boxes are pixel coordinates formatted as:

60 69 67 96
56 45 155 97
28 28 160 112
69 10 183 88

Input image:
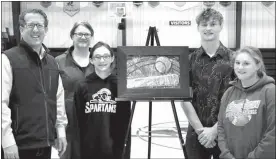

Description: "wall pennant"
174 2 186 7
203 1 215 8
163 2 200 12
92 1 104 8
219 2 231 7
63 2 80 17
133 1 143 7
148 2 160 8
40 1 52 8
262 1 274 7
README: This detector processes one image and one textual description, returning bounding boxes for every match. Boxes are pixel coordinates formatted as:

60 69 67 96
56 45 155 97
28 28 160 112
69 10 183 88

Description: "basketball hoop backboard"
108 2 127 23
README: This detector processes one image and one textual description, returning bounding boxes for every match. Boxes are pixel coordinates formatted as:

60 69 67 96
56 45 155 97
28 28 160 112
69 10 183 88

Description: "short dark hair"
19 9 48 27
196 8 223 25
70 21 94 39
90 41 115 70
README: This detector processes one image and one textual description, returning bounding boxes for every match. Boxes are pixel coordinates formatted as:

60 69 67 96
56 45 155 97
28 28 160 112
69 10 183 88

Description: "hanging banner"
219 2 231 7
56 2 87 8
92 1 104 8
40 2 52 8
63 2 80 17
163 2 200 12
262 2 274 7
203 2 215 8
148 2 160 8
133 1 143 7
174 2 186 7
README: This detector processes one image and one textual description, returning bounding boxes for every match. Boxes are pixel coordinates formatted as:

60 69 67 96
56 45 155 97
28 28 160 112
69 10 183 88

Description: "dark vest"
55 47 94 141
4 41 59 149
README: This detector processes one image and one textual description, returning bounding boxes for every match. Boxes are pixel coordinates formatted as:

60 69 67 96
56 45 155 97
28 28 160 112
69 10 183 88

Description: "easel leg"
122 101 136 159
171 100 187 158
148 101 152 159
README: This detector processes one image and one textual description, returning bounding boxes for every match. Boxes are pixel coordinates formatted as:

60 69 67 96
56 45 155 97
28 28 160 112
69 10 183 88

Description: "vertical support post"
236 1 243 49
171 100 186 157
118 18 126 46
148 101 152 159
122 101 136 159
12 1 20 45
121 18 126 46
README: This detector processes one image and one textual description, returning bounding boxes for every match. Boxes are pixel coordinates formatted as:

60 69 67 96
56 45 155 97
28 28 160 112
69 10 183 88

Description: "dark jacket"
74 72 131 159
3 40 59 149
55 46 94 141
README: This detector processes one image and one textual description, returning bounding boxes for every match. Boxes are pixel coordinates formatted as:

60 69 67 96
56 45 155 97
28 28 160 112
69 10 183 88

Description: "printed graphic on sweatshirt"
85 88 117 113
226 99 261 126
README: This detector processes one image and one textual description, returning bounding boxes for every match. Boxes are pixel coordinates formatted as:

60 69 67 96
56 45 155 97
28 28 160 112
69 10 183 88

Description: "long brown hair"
232 46 266 77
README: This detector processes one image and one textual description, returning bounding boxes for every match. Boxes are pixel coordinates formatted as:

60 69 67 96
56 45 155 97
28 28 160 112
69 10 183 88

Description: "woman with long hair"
218 46 275 158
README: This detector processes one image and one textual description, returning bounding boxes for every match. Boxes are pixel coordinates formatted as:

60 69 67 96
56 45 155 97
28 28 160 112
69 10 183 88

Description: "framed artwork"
116 46 192 100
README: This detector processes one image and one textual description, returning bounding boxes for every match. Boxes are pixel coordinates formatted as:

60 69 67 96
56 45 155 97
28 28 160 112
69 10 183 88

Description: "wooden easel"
120 27 189 159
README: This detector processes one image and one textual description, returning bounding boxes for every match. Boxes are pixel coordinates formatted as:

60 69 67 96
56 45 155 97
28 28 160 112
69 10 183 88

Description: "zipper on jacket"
49 74 51 91
44 100 50 146
38 58 50 146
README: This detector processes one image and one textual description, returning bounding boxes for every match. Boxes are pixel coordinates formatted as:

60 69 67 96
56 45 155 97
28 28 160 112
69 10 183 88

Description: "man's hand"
195 128 204 135
54 137 67 157
3 144 19 159
195 128 216 148
205 140 217 148
197 127 218 148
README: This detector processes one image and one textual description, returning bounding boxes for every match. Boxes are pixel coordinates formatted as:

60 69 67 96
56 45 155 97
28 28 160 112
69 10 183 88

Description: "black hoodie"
74 72 131 159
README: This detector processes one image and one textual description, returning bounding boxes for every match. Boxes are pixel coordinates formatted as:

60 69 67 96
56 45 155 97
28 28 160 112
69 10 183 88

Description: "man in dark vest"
2 9 68 159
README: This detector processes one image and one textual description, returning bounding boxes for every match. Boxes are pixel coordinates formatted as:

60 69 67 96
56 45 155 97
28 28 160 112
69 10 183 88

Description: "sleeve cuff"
56 126 66 138
2 133 16 148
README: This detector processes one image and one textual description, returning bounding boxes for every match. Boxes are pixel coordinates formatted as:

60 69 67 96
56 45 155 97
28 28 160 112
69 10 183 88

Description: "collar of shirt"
65 45 93 69
66 46 82 68
20 40 50 60
39 46 46 59
198 41 227 59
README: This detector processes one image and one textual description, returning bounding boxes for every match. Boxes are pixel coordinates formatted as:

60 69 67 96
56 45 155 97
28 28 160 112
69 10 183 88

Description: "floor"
51 101 188 158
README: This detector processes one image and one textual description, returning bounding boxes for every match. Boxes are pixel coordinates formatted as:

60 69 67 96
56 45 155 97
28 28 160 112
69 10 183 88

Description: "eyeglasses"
74 32 92 38
93 55 111 61
25 23 45 29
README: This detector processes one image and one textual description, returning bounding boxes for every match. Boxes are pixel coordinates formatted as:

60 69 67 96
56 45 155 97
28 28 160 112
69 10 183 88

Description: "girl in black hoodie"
74 41 131 159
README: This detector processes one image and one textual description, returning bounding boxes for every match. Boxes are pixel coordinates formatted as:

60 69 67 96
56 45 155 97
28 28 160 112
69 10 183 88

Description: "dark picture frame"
116 46 192 100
